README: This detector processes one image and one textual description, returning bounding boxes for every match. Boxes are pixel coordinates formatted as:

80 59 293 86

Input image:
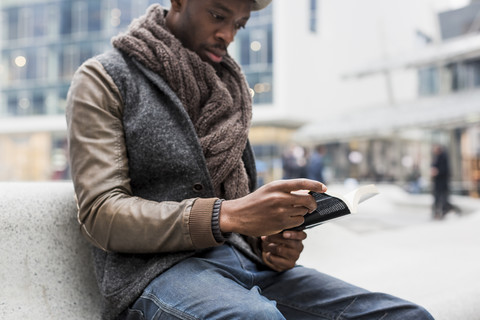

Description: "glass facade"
0 0 173 115
0 0 275 180
0 0 170 180
236 4 274 105
418 56 480 96
419 2 480 96
1 0 274 117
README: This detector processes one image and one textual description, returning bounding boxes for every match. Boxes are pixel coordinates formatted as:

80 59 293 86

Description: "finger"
262 232 306 248
263 239 303 260
289 205 311 217
263 232 305 246
263 252 283 272
291 193 318 213
269 179 327 194
261 235 282 251
285 214 305 230
266 242 302 259
283 230 307 241
265 252 295 271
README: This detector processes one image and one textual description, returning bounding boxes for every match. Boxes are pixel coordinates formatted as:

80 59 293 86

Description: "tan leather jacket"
66 58 221 254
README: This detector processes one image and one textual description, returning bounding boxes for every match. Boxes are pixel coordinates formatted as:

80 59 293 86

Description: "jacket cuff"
211 199 231 242
189 198 219 248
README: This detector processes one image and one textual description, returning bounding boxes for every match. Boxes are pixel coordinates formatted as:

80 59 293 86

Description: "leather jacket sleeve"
66 58 220 253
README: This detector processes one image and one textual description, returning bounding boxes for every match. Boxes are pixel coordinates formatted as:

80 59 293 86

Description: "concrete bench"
0 182 102 319
2 182 479 319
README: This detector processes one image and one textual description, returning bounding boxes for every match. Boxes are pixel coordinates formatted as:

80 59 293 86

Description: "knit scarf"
112 5 252 200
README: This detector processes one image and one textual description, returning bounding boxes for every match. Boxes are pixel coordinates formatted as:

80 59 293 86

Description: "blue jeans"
124 244 433 319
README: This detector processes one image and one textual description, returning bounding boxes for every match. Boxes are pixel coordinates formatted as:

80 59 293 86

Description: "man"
66 0 434 319
307 145 326 183
431 144 460 219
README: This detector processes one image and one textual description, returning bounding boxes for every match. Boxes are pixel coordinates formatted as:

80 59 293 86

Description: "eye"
209 10 224 21
235 23 246 30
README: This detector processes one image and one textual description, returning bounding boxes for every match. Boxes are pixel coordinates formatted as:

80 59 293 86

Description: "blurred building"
292 0 480 196
0 0 175 180
1 0 479 197
0 0 274 180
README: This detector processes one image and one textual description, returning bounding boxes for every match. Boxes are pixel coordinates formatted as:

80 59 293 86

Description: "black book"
291 184 379 230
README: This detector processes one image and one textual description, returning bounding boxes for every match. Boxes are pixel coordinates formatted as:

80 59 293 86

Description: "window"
466 59 480 88
79 43 94 66
10 51 28 82
236 5 274 105
50 134 70 180
245 70 273 104
32 91 46 115
88 1 102 32
36 48 49 81
0 11 6 41
60 45 79 79
32 5 48 38
447 59 480 92
418 67 439 96
309 0 318 33
7 94 18 116
25 49 38 80
46 5 60 37
237 25 273 104
5 90 49 116
72 1 88 34
60 2 72 35
6 8 19 40
57 86 70 114
18 7 34 39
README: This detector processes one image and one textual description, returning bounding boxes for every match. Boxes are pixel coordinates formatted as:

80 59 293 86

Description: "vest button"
193 183 204 192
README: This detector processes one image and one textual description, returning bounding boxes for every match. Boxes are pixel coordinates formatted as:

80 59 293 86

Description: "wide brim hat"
252 0 272 11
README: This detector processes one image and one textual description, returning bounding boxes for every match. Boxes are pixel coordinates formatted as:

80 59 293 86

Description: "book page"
342 184 379 212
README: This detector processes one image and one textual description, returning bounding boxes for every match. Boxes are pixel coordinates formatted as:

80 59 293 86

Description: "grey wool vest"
91 50 258 320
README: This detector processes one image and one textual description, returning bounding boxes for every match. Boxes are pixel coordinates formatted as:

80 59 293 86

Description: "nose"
216 24 236 46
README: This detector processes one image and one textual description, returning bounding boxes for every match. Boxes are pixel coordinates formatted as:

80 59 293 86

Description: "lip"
205 49 225 63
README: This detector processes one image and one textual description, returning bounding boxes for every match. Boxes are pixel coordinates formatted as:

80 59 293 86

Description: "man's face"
170 0 252 65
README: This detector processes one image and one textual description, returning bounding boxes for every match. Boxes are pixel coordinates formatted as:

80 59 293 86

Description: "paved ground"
298 184 480 320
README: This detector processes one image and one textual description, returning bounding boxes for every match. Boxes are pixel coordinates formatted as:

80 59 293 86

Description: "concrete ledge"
0 182 102 319
2 182 479 319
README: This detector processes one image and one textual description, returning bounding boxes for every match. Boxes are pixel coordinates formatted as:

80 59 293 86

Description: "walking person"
431 144 461 219
307 145 326 183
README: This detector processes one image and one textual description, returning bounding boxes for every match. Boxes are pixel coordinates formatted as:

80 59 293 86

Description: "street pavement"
298 183 480 320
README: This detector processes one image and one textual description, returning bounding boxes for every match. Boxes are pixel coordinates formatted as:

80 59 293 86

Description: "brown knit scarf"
112 4 252 200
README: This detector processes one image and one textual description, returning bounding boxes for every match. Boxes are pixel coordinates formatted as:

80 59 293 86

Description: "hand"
261 231 306 272
220 179 326 236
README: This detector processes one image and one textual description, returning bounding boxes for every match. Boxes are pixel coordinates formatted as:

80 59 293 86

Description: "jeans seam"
230 245 255 287
141 292 200 320
335 296 356 320
127 308 145 319
274 299 336 319
378 313 388 320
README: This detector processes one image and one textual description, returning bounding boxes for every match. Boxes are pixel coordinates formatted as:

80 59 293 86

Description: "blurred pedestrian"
407 164 422 194
431 144 460 219
282 144 307 179
307 145 326 183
